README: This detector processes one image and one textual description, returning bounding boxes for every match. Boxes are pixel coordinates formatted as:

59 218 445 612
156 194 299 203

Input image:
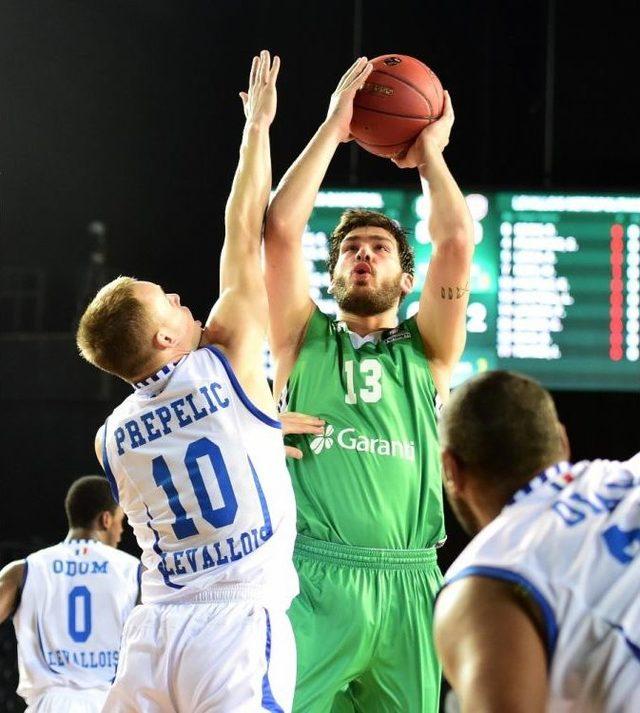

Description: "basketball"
350 54 444 158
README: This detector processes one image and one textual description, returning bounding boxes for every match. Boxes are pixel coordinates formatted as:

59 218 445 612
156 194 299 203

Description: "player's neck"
467 482 510 530
66 527 106 544
130 345 193 385
337 308 399 337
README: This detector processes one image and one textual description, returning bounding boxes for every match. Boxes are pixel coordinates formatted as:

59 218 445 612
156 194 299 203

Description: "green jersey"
283 307 445 549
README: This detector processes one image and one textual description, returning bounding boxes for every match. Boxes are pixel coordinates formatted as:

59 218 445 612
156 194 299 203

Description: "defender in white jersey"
0 476 139 713
76 51 299 712
434 371 640 713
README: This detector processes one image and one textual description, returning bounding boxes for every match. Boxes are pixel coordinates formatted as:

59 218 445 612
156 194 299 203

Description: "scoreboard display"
289 189 640 392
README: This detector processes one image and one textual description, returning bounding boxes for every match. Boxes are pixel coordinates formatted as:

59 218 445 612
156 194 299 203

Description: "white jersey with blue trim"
101 345 298 608
444 454 640 712
13 538 139 705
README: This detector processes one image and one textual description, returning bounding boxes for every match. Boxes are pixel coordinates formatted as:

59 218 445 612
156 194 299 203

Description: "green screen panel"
276 189 640 392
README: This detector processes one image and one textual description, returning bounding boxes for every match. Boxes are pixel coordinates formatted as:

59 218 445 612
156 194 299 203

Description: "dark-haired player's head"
65 475 125 547
327 209 415 316
438 370 569 535
76 276 202 383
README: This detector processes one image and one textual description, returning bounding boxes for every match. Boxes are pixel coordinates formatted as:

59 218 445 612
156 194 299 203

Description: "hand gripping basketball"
393 91 455 169
325 57 374 143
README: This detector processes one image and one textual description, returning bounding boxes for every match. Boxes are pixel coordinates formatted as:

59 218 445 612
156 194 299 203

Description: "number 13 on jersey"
344 359 382 404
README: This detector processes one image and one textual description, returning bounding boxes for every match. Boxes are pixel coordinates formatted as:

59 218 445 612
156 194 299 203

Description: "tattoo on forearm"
440 285 470 300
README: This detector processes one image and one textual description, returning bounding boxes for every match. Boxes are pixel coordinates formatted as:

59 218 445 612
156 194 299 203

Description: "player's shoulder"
304 305 335 338
180 343 237 379
95 542 139 568
444 494 557 586
571 455 640 486
0 559 26 585
26 541 65 563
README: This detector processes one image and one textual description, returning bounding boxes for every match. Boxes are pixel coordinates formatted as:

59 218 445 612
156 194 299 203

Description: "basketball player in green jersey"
264 57 474 712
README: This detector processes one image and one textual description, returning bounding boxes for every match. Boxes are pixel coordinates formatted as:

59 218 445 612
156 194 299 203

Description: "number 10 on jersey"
344 359 382 404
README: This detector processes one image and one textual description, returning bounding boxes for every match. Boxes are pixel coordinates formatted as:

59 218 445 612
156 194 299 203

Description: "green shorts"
289 535 443 713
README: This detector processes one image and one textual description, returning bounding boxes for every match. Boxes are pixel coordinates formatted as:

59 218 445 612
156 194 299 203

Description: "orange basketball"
350 54 444 158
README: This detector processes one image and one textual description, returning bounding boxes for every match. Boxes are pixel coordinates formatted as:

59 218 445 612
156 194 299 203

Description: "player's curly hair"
326 209 415 278
76 276 155 381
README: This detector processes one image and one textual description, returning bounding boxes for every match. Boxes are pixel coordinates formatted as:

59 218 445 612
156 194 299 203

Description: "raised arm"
395 93 474 389
0 560 25 623
202 51 279 393
434 576 548 713
264 58 372 374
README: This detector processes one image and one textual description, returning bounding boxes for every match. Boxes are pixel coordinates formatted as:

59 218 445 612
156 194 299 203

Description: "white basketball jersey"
101 345 298 608
444 454 640 712
13 538 139 705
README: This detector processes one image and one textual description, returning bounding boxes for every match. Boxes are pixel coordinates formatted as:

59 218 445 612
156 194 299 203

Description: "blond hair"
76 276 155 381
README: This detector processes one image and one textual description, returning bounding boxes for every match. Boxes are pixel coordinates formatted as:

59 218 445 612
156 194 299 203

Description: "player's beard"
332 271 403 317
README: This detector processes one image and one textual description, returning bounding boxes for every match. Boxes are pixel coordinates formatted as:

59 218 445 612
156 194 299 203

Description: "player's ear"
441 449 465 495
99 510 113 531
400 272 414 296
558 422 570 461
153 328 176 349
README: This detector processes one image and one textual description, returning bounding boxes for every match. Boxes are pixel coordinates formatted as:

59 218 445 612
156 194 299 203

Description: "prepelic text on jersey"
114 382 231 455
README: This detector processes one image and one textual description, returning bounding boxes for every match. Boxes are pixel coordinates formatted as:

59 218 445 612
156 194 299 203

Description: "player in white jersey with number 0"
0 476 139 712
434 370 640 713
76 51 299 712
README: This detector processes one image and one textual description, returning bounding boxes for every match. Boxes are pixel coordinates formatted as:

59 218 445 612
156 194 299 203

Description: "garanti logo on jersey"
310 424 415 462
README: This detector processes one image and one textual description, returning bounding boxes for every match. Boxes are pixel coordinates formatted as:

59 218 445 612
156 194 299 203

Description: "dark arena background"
0 1 638 710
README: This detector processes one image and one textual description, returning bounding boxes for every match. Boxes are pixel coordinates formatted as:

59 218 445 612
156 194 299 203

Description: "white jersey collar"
64 537 99 544
507 461 573 506
336 321 384 348
132 358 183 397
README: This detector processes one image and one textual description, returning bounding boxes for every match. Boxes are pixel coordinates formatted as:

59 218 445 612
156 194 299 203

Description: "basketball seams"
370 68 441 117
356 139 410 149
353 104 439 122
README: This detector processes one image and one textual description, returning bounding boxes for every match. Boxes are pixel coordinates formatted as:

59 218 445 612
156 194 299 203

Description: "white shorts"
103 601 295 713
26 687 107 712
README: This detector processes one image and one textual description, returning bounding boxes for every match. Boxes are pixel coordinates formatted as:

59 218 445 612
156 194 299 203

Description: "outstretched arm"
203 51 279 394
395 93 474 392
264 58 372 385
0 560 25 623
434 577 548 713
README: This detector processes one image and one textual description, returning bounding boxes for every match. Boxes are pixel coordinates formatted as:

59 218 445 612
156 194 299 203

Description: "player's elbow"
433 230 475 263
264 206 298 246
222 226 264 259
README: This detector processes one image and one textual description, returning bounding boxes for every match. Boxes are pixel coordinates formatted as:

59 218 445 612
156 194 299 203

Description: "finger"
285 412 325 425
259 49 269 84
392 155 410 168
280 423 325 437
249 56 259 89
287 425 325 436
285 446 304 460
269 54 281 83
256 52 265 88
346 61 373 92
444 90 454 121
239 92 248 109
336 56 366 91
280 417 325 432
337 57 363 88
